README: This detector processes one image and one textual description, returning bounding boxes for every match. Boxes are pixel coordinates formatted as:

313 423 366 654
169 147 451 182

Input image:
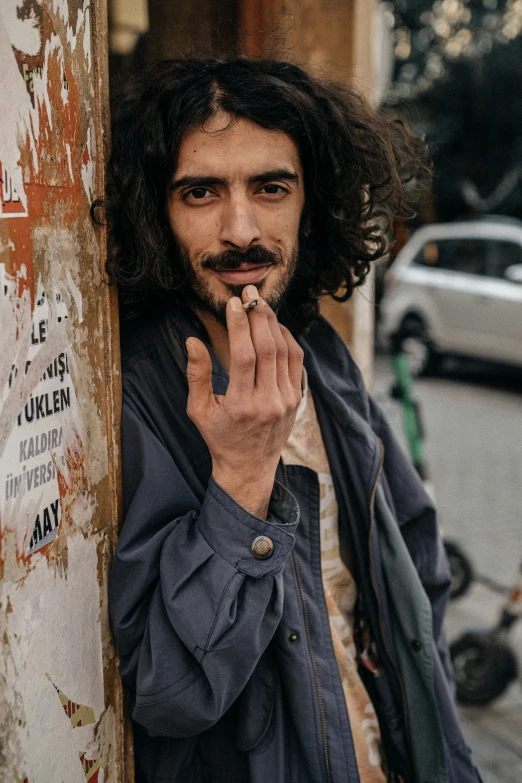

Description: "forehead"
174 113 302 179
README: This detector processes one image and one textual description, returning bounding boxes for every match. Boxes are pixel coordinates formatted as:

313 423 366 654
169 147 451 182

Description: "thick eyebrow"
248 169 299 185
169 168 299 192
169 175 225 192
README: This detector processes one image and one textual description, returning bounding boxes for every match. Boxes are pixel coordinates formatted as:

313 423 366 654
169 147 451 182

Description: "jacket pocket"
235 646 276 753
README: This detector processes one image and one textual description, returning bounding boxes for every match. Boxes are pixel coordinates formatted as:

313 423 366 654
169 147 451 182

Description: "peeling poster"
0 1 122 782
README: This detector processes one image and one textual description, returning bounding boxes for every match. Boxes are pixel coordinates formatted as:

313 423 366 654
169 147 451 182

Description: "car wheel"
398 316 439 377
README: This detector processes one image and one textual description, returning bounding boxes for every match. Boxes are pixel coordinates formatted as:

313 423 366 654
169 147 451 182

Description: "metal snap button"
251 535 274 559
288 632 298 643
410 639 422 652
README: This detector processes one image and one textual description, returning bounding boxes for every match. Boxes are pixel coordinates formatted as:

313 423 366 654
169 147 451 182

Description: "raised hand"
185 286 303 518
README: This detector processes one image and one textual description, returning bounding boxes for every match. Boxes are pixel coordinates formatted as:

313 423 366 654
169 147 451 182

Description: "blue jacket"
109 310 482 783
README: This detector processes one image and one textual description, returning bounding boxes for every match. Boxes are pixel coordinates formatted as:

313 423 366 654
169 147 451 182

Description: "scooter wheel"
450 633 518 706
444 540 473 600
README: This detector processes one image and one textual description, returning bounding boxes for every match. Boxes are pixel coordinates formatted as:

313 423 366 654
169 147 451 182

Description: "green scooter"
389 334 473 600
390 335 520 705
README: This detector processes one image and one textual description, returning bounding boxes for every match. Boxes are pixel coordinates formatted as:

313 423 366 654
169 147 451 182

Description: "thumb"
186 337 213 412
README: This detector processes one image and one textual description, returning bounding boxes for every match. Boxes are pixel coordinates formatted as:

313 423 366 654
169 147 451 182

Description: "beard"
178 243 299 328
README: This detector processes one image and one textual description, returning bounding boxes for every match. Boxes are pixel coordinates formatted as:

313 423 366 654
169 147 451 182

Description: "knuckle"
231 405 249 423
235 348 256 369
276 402 287 418
282 391 299 414
284 399 295 416
292 344 305 361
258 409 272 425
289 390 302 409
267 402 285 421
276 342 288 360
257 339 276 360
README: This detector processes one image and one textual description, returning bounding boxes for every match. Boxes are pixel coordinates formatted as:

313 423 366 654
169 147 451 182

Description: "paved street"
373 354 522 783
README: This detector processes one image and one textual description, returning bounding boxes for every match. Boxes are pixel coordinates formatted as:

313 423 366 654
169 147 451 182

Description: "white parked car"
379 218 522 374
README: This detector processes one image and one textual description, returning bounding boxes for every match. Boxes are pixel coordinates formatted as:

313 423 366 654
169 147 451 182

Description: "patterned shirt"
282 370 386 782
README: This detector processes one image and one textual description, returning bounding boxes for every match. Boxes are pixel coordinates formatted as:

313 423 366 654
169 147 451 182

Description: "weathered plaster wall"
0 1 124 781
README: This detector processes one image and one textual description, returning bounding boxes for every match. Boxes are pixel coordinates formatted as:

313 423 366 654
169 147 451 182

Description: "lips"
211 263 273 285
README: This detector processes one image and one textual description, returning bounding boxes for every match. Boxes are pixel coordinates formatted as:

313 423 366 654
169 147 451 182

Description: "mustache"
201 245 281 271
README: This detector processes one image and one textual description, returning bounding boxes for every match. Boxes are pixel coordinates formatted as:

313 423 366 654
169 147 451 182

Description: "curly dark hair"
100 57 429 334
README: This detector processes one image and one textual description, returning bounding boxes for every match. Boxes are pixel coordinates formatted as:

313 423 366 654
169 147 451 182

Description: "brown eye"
258 184 289 197
189 187 209 199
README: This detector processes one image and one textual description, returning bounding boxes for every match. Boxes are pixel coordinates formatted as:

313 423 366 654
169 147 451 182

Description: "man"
106 58 481 783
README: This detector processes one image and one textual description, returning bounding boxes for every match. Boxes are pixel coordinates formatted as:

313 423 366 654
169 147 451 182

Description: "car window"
413 238 487 275
413 242 442 267
486 240 522 279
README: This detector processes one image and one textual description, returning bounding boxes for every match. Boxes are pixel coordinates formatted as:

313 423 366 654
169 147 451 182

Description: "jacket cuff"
196 477 299 578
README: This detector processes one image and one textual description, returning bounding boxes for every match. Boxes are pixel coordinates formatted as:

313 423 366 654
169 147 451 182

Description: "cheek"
270 212 301 252
264 204 296 231
170 206 220 253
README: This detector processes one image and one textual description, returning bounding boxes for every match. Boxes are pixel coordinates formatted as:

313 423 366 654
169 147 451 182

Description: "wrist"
211 469 275 519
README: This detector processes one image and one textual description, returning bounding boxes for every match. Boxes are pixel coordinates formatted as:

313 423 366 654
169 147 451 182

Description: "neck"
194 308 231 372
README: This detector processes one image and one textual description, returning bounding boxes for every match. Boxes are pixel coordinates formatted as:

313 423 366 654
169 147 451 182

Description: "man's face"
167 113 305 326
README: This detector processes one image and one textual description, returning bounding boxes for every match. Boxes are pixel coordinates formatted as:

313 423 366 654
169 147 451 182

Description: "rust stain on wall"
0 0 125 780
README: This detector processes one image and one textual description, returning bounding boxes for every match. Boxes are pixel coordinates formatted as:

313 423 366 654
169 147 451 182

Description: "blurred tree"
386 0 522 220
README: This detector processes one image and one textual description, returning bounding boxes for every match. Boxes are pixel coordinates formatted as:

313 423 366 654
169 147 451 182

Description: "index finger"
226 296 256 395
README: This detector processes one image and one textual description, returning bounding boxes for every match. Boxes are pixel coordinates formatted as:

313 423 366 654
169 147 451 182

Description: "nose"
219 194 261 250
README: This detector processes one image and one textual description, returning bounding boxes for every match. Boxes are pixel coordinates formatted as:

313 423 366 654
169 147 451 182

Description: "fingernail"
229 297 242 311
245 285 258 299
186 338 198 357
